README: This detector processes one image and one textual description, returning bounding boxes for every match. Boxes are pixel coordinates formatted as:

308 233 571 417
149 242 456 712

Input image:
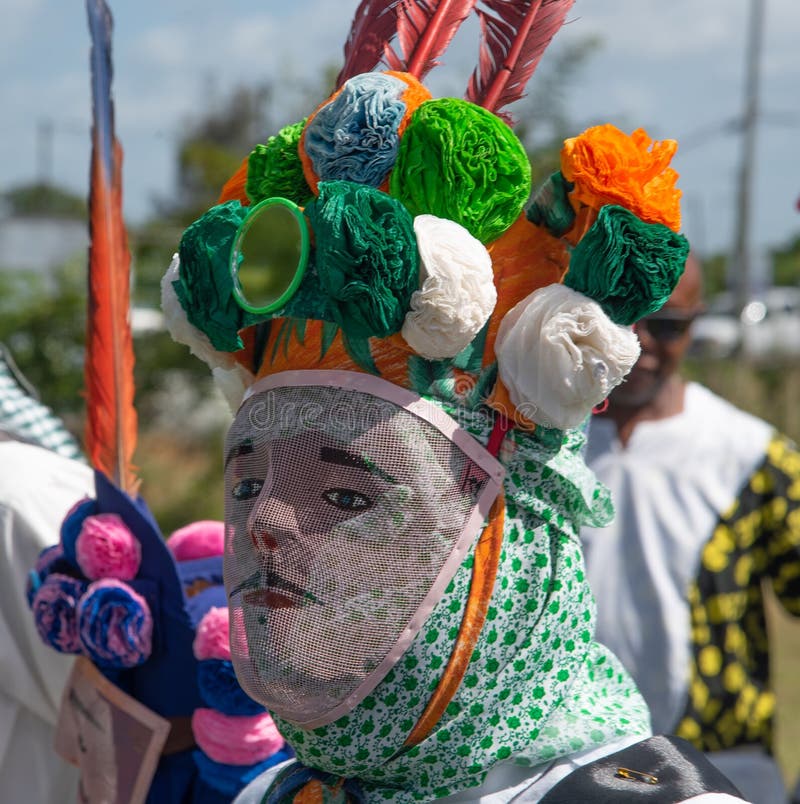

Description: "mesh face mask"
224 370 503 727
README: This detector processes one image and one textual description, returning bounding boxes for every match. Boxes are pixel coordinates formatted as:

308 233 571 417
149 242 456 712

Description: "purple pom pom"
35 543 64 573
78 578 153 668
32 573 87 653
76 513 141 581
26 544 65 607
61 497 98 565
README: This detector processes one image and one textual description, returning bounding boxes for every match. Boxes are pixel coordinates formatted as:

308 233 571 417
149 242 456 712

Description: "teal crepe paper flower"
526 171 576 238
304 180 419 340
565 204 690 326
174 201 263 352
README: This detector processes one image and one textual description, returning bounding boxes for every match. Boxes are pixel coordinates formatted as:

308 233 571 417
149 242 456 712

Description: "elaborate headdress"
163 1 690 801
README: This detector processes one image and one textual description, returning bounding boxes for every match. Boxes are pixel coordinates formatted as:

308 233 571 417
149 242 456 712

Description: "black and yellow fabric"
677 434 800 752
582 382 798 801
538 735 743 803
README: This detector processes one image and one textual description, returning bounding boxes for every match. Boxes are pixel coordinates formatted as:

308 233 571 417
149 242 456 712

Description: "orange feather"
84 0 138 493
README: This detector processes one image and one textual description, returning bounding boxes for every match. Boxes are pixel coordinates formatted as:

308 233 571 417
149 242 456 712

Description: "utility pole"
730 0 766 313
37 118 55 186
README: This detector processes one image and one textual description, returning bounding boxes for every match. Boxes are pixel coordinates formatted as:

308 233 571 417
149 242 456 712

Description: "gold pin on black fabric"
615 767 659 785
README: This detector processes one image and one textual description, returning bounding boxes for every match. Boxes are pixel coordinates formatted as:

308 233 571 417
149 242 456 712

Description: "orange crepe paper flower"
561 125 682 232
217 155 250 206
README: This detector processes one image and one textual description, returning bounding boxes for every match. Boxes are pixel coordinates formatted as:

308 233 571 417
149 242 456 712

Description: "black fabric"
538 735 743 803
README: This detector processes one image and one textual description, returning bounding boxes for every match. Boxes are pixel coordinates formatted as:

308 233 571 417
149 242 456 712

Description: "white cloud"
134 25 194 70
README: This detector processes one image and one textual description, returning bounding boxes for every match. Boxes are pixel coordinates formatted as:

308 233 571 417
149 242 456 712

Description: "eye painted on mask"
322 488 372 512
232 478 264 500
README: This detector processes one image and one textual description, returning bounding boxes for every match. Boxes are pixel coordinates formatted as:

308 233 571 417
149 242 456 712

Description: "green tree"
0 257 87 436
772 234 800 287
3 182 87 218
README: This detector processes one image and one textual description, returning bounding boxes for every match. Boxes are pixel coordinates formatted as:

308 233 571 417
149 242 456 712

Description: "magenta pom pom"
75 513 141 581
32 573 87 653
78 578 152 668
167 520 225 561
192 708 284 765
193 606 231 661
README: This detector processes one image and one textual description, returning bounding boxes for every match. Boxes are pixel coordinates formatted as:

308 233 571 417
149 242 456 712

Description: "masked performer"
162 2 750 801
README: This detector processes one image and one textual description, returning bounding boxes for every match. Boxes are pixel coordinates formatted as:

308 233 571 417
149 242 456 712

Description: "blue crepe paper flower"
198 658 267 716
304 72 407 188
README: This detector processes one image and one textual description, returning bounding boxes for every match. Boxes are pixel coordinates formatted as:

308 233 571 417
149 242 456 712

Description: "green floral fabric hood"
271 409 650 802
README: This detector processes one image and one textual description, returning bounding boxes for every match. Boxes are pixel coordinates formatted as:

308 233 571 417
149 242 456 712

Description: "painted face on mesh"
223 371 502 727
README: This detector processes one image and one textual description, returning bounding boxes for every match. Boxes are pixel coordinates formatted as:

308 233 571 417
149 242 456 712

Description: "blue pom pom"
32 573 87 653
193 748 293 797
26 569 41 607
197 658 266 716
78 579 152 668
61 498 98 565
27 546 84 607
304 72 407 188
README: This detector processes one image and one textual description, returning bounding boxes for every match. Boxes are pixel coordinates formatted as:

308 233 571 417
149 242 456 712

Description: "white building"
0 213 87 274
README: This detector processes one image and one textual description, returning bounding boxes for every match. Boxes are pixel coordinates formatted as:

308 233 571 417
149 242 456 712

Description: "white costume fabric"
581 382 787 804
0 437 94 804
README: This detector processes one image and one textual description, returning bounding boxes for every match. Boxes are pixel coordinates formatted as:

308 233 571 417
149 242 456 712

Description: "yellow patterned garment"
582 382 800 771
677 434 800 751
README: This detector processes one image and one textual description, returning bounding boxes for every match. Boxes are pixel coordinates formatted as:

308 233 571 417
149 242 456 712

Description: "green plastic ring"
229 196 310 315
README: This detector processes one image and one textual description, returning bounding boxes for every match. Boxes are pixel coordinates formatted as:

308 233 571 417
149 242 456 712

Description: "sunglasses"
634 313 697 342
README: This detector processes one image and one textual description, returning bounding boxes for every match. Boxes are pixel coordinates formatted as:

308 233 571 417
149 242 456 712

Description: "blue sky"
3 0 800 262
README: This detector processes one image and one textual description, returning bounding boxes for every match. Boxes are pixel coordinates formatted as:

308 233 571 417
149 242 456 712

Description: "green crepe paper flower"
304 180 419 340
527 171 576 238
565 204 690 326
174 201 262 352
246 119 313 207
389 98 531 244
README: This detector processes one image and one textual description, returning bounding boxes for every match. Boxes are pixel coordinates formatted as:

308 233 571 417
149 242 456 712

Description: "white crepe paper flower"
161 254 236 372
495 283 641 430
401 215 496 359
212 363 255 414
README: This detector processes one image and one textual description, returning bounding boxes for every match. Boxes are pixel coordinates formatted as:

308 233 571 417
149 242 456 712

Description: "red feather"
399 0 479 80
338 0 405 85
337 0 477 86
85 0 138 494
466 0 575 121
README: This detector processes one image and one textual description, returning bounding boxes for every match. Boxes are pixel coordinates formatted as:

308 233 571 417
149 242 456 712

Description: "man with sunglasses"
580 254 800 803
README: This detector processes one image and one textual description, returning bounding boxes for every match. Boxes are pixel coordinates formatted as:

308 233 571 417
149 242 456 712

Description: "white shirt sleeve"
0 441 94 804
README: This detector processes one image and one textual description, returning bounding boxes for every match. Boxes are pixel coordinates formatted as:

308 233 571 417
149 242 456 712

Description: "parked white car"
690 287 800 359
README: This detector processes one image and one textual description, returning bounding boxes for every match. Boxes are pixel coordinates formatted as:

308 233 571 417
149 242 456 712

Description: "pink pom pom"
192 708 284 765
167 520 225 561
76 514 141 581
193 606 231 661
